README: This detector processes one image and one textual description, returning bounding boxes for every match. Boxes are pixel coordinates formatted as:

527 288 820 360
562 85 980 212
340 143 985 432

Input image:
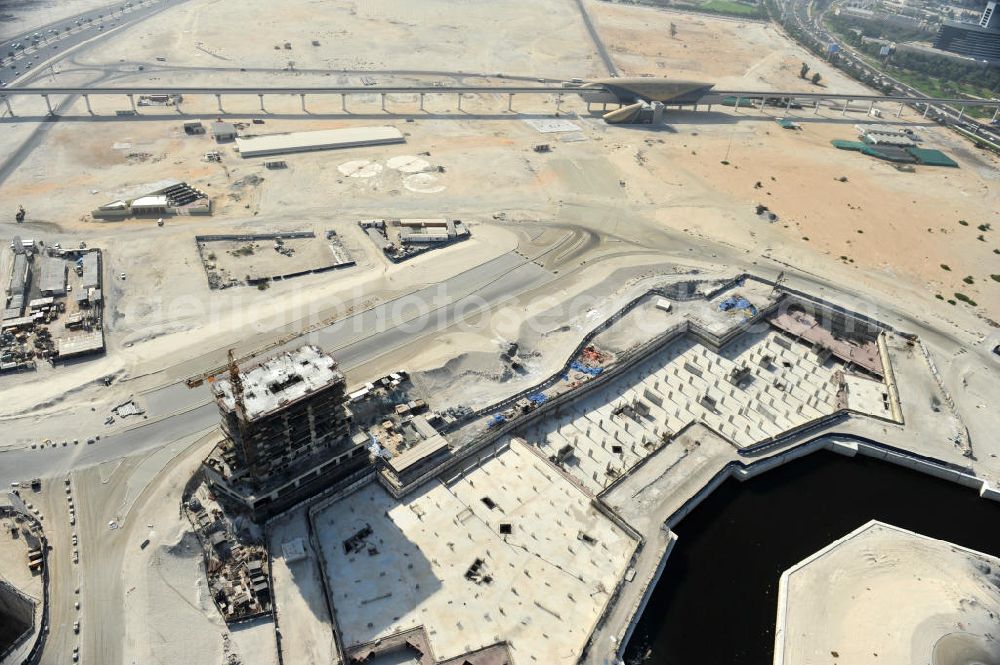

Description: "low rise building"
212 122 238 142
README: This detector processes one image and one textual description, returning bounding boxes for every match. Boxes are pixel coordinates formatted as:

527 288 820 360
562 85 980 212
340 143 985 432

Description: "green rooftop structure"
906 147 959 167
832 140 959 167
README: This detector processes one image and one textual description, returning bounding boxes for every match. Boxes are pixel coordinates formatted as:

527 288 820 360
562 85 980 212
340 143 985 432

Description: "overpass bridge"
1 84 998 122
711 90 1000 122
0 85 584 116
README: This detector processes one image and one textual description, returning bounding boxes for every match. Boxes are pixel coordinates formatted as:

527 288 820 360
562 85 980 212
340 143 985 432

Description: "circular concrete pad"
933 633 1000 665
337 160 383 178
387 155 432 173
403 173 445 193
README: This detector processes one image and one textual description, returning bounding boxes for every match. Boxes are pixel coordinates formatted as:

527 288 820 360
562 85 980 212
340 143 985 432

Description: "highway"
1 0 178 88
775 0 1000 140
709 89 1000 108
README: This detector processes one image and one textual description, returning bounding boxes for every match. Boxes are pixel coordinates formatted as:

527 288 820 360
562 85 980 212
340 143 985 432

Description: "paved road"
777 0 1000 140
0 251 552 488
0 0 189 188
1 0 174 86
572 0 618 77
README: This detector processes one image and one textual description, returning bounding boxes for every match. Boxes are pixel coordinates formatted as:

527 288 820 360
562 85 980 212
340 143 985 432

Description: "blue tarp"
719 296 758 317
528 393 547 405
569 360 604 376
487 414 506 429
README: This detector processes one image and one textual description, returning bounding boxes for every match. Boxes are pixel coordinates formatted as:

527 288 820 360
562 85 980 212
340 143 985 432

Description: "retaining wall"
0 579 34 663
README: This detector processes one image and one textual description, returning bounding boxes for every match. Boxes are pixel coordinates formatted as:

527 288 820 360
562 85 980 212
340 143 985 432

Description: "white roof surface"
213 345 342 420
57 330 104 357
236 126 405 157
131 195 169 207
387 433 450 474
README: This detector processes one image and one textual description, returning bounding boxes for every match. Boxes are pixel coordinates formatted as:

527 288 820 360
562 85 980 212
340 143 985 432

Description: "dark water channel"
624 450 1000 664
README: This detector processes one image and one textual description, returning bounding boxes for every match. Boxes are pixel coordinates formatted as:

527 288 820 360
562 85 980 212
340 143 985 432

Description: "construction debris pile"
2 502 45 576
349 370 450 456
183 492 271 623
567 345 613 385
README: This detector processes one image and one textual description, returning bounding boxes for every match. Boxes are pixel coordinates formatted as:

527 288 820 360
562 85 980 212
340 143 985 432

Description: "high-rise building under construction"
212 345 352 482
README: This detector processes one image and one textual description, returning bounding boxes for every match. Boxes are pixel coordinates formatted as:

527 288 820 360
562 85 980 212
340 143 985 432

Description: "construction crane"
770 270 786 297
227 348 247 420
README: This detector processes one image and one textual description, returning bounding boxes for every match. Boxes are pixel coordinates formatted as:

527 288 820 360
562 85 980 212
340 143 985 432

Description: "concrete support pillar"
341 94 348 112
784 98 791 116
734 97 740 113
419 93 425 111
43 94 53 115
215 93 223 113
867 101 874 114
924 104 931 119
759 97 766 112
127 93 136 112
707 104 712 112
555 93 563 115
842 99 850 116
693 103 698 112
380 92 386 112
300 94 307 112
84 93 93 114
992 106 999 123
3 96 13 117
258 93 265 112
957 106 965 121
896 102 903 118
813 99 820 114
457 93 463 112
508 93 514 112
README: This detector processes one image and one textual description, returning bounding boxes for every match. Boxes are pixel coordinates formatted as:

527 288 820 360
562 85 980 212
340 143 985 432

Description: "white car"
119 272 126 280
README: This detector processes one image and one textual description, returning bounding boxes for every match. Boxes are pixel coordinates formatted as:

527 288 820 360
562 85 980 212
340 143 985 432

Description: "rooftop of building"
213 345 344 421
313 437 637 664
776 521 1000 665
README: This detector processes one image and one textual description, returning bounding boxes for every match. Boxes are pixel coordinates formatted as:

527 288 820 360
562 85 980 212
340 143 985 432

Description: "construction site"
1 0 1000 664
360 219 472 262
1 238 105 372
195 231 355 289
151 270 978 665
0 504 44 665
